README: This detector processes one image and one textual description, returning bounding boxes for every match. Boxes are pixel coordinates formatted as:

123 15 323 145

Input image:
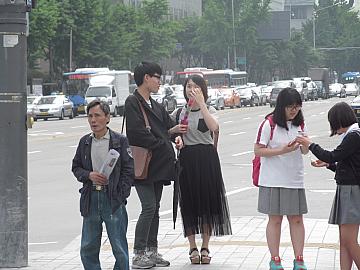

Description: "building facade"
122 0 202 19
268 0 315 31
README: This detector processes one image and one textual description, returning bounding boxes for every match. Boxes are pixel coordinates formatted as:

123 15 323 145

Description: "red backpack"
252 115 304 187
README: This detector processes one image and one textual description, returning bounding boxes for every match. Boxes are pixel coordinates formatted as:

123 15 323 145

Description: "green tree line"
28 0 360 84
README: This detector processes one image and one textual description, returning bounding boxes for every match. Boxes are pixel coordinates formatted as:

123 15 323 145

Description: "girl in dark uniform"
171 75 232 264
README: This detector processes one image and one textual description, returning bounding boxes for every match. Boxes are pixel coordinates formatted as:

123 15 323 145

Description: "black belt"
92 185 108 192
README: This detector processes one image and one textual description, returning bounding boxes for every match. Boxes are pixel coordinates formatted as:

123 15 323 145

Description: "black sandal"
189 247 200 264
200 247 211 264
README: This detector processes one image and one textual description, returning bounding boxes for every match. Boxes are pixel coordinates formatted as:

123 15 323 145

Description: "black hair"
328 102 358 136
183 75 208 102
266 87 304 130
86 99 110 116
133 61 162 86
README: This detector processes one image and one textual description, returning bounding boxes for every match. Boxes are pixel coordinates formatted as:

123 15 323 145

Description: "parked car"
307 81 318 101
32 95 74 121
269 87 283 107
219 87 240 108
253 85 267 105
237 86 260 107
329 83 346 97
344 83 360 97
293 79 308 101
207 88 225 110
351 95 360 123
27 95 41 116
151 85 177 112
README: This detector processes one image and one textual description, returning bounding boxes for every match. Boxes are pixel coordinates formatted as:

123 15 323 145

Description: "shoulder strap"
256 115 276 143
121 95 151 134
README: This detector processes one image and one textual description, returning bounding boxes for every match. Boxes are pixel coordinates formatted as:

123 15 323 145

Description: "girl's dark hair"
328 102 358 136
183 75 208 102
266 87 304 130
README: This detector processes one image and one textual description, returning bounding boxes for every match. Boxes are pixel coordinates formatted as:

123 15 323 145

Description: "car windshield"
238 88 250 95
86 87 111 97
272 88 282 94
273 81 290 88
27 97 37 104
38 97 57 105
314 81 323 88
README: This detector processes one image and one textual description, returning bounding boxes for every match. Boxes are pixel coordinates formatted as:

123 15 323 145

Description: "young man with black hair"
124 61 183 269
72 100 134 270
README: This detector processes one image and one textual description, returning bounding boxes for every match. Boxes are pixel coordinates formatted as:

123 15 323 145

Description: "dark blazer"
309 130 360 185
124 90 176 185
72 128 134 217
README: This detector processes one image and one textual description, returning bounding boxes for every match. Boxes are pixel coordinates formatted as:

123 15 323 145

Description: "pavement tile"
17 216 354 269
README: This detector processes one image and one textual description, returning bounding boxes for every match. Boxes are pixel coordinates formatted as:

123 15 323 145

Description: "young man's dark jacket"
72 128 134 217
124 90 176 185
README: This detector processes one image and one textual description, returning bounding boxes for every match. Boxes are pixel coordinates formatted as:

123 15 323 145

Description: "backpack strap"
256 115 276 144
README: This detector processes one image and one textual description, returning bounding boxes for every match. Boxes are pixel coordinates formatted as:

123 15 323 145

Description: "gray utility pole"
0 0 31 267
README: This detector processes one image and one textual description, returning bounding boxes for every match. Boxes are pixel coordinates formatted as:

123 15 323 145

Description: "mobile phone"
288 139 296 146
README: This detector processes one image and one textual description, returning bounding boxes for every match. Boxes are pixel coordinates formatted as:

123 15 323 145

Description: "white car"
344 83 360 96
207 88 225 110
350 95 360 123
329 83 346 97
33 95 74 121
27 96 41 116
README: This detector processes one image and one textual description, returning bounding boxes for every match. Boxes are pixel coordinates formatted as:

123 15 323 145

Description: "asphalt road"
27 97 351 252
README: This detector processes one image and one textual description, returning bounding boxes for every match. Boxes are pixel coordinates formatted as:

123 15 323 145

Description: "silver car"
207 88 225 110
33 95 74 121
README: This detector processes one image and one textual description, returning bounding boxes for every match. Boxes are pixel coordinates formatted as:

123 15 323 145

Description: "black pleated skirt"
179 144 232 237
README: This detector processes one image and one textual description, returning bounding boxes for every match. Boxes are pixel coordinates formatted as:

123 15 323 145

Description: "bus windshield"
86 86 111 97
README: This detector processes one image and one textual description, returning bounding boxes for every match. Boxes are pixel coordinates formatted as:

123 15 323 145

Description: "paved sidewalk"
16 216 349 270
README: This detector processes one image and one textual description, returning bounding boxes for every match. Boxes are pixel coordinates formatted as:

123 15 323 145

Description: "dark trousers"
133 182 164 253
80 190 129 270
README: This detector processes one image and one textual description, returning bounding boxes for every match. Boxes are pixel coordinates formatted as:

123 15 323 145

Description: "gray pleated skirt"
329 185 360 225
258 186 308 215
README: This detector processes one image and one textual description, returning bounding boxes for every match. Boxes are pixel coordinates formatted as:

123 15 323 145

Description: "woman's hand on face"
188 87 205 105
311 159 329 167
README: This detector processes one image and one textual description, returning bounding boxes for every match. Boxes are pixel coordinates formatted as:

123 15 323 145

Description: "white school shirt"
255 120 306 188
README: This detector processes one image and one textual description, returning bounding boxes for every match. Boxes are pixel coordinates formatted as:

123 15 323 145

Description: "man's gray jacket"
72 128 134 217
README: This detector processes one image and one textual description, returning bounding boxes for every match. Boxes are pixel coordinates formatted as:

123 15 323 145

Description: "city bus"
174 68 247 88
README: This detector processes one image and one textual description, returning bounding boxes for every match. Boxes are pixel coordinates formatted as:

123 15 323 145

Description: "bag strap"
256 115 275 144
121 96 151 134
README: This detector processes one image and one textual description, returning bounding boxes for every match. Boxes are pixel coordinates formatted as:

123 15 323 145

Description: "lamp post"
312 2 341 50
231 0 237 70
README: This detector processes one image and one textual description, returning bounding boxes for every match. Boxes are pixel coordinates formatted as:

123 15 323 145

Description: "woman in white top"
254 87 309 270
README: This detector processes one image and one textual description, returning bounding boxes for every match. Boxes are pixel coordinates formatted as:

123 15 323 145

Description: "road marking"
68 145 78 148
223 121 233 124
29 241 58 246
28 130 48 133
28 132 64 137
311 114 317 117
243 117 251 120
232 163 252 166
71 125 87 129
28 151 41 154
229 132 246 136
226 187 255 196
159 209 173 216
309 189 335 193
320 112 325 115
232 151 253 157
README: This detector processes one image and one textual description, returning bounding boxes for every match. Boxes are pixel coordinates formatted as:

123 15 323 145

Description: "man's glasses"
151 74 161 80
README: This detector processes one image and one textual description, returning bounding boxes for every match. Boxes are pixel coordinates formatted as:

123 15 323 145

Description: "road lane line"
71 125 87 129
242 117 251 120
68 145 78 148
229 132 246 136
232 163 252 166
28 132 64 136
28 151 41 154
320 112 325 115
223 121 233 124
226 187 255 196
309 189 335 193
28 130 48 133
29 241 58 246
232 151 253 157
